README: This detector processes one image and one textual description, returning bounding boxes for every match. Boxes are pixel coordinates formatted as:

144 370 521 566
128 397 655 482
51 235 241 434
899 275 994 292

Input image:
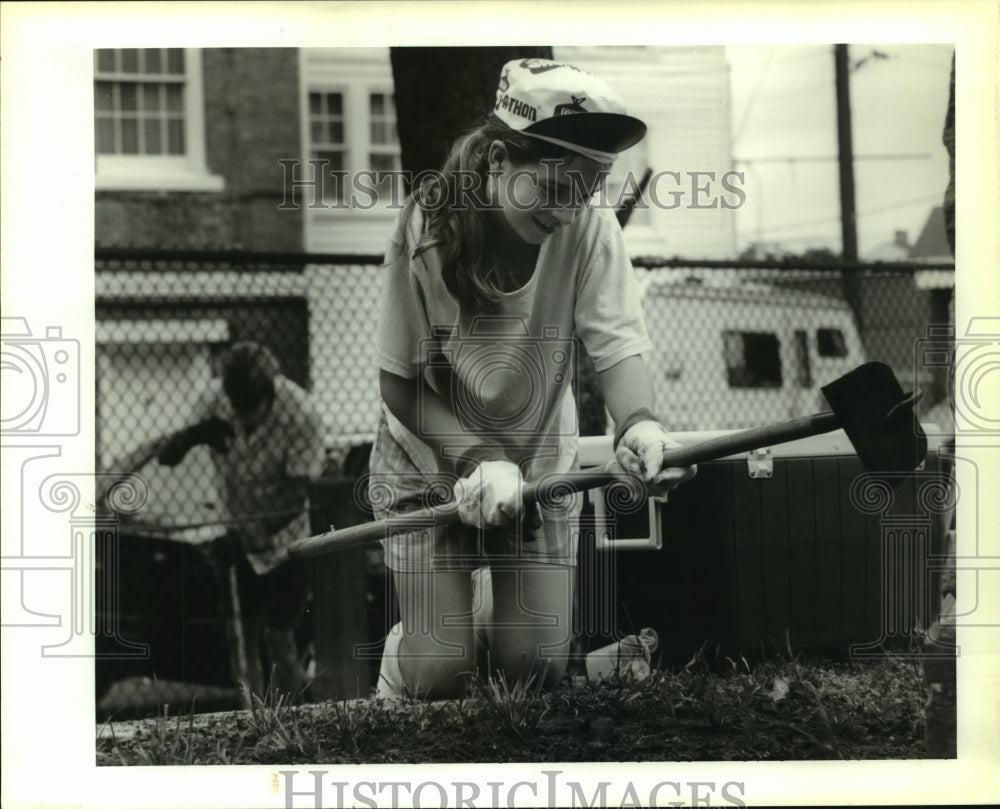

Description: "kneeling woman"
371 57 696 698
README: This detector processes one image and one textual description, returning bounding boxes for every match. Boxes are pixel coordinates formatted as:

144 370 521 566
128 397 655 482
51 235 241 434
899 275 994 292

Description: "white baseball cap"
493 58 647 164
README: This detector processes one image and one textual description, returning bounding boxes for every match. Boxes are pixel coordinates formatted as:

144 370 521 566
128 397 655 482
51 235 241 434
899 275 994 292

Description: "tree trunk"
389 47 552 181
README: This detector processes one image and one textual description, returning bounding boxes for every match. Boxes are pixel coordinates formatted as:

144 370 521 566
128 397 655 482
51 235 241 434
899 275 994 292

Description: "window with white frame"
367 91 400 200
308 90 348 203
94 48 223 191
306 87 401 207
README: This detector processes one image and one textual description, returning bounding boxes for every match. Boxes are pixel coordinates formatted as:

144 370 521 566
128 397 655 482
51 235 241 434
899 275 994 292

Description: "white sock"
376 622 405 700
472 567 493 655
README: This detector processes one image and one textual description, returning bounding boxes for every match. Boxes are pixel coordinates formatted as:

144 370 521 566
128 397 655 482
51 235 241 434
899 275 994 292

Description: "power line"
740 192 943 236
733 46 775 146
735 153 932 164
727 46 830 69
735 81 834 103
880 50 954 71
742 233 839 245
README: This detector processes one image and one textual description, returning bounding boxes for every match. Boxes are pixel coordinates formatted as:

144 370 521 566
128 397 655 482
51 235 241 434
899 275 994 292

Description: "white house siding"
300 46 736 260
555 46 736 260
299 48 401 256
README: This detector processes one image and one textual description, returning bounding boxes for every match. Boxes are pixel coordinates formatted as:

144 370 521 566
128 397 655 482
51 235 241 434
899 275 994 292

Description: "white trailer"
638 274 865 432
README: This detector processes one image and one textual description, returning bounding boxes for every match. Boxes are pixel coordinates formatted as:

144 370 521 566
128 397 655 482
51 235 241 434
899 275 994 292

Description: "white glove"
615 419 697 499
452 460 524 528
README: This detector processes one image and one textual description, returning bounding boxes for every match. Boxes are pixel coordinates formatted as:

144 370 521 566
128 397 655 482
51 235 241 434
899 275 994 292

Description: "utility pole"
834 44 864 341
834 44 858 262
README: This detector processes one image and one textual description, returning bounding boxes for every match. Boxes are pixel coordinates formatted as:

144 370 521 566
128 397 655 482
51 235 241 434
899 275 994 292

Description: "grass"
96 645 937 765
476 669 549 740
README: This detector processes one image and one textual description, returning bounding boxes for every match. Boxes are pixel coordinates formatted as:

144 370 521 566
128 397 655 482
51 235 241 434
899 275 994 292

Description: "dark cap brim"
523 112 647 155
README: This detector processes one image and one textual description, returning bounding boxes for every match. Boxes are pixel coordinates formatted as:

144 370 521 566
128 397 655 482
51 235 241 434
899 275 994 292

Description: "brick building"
96 48 303 251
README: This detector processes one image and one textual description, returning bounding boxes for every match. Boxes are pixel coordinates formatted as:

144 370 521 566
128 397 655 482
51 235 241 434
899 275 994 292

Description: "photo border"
2 2 997 807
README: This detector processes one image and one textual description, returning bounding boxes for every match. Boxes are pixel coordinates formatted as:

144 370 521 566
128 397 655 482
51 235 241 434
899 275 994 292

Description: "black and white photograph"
1 2 997 808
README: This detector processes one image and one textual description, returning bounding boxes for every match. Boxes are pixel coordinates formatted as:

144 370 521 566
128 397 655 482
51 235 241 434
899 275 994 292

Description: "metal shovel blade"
821 361 928 477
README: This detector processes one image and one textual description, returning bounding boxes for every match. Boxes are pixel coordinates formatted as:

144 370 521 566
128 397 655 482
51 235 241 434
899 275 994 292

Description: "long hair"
414 114 580 314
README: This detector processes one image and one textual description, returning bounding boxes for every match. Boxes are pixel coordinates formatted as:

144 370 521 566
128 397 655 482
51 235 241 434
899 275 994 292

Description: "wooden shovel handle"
288 410 842 560
288 468 625 559
656 410 841 468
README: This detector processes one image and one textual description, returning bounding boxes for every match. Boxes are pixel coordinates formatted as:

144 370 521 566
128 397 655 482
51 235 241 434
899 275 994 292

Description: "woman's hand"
452 460 525 528
598 355 697 500
615 419 697 500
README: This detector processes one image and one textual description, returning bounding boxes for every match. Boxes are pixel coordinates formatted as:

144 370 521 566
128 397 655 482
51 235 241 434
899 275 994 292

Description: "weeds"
476 669 548 740
97 647 935 765
245 681 292 736
682 642 760 731
326 698 381 753
794 680 842 758
128 707 198 766
244 683 329 760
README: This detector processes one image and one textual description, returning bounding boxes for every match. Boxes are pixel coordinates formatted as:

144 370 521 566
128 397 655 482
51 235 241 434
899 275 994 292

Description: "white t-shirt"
376 198 652 482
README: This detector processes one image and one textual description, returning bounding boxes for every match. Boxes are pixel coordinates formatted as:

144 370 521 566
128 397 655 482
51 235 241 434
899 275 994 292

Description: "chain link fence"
94 249 953 719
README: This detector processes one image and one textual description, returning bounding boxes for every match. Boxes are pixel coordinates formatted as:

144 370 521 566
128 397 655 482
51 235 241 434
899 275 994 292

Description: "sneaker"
585 627 659 681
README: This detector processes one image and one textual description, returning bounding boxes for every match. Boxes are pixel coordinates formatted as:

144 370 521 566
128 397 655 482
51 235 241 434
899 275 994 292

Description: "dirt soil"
96 654 939 765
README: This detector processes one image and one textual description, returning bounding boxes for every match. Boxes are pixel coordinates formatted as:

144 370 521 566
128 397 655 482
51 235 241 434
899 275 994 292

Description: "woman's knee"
392 568 477 698
397 631 478 698
487 564 574 686
491 629 571 687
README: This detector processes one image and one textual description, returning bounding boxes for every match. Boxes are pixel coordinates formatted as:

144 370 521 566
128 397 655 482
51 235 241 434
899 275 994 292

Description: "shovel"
289 361 927 560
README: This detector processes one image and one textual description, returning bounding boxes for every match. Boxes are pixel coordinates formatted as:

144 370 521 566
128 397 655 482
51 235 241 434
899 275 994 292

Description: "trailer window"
794 329 813 387
817 328 848 357
723 331 783 388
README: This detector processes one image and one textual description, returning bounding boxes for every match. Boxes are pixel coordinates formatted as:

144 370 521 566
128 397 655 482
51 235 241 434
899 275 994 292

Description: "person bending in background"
157 341 325 701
